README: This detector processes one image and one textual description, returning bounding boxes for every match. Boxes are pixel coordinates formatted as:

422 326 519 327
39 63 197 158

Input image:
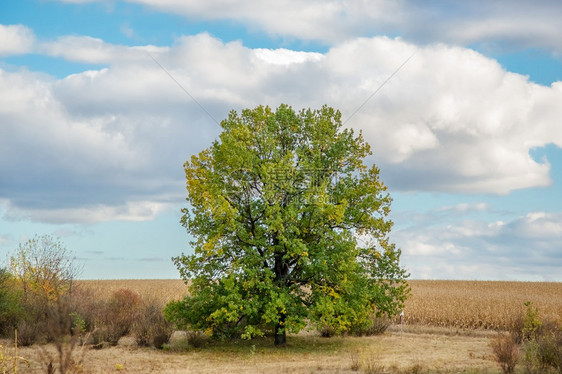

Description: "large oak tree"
165 104 409 345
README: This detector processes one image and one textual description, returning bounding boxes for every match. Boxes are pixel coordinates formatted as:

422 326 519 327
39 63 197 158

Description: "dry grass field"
6 279 560 373
13 331 498 373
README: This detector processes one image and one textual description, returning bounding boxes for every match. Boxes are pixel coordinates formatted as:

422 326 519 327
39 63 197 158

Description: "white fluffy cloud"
0 24 35 56
336 40 561 194
51 0 562 53
3 200 170 224
254 48 323 65
2 32 562 223
394 210 562 280
40 35 168 64
41 36 127 64
120 0 354 42
0 68 175 219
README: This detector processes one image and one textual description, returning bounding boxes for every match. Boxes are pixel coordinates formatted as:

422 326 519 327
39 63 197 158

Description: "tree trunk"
273 236 288 346
274 314 286 346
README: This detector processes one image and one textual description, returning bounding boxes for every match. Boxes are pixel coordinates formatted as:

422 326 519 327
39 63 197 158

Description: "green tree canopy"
165 104 409 345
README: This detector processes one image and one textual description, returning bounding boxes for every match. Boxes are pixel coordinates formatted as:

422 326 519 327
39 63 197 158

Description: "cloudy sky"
1 0 561 280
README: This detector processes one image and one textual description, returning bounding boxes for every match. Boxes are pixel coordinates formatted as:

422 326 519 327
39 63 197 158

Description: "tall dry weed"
490 333 519 374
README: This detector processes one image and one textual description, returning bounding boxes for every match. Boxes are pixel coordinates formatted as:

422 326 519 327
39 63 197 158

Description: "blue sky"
1 0 561 280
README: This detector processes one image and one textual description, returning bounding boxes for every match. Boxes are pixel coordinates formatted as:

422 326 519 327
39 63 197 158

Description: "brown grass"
8 332 499 373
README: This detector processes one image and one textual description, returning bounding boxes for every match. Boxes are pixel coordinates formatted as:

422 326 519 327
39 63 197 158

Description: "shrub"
132 299 173 349
89 327 117 348
186 331 207 348
524 338 541 374
5 236 91 373
522 301 542 342
535 322 562 373
37 296 89 374
107 288 142 339
9 235 78 303
6 235 81 345
318 314 390 338
319 324 337 338
0 268 23 337
350 315 390 337
67 285 99 334
508 313 525 345
14 319 41 347
519 303 562 374
91 288 142 346
490 333 519 374
13 293 51 345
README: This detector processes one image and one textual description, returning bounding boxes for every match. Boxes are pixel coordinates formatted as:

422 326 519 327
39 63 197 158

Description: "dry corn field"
78 279 189 305
404 280 562 330
79 279 562 331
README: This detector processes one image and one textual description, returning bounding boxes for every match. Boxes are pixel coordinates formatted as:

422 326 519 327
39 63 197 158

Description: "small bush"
319 324 337 338
92 325 124 347
133 324 152 347
15 319 41 347
0 269 23 337
535 322 562 373
132 299 173 349
508 313 525 345
107 288 142 333
520 305 562 374
6 235 83 348
186 331 207 348
524 339 542 374
67 285 99 334
162 339 190 352
522 301 542 341
89 327 116 348
9 235 78 303
161 331 208 351
490 333 519 374
93 288 142 346
350 316 390 337
318 315 390 338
